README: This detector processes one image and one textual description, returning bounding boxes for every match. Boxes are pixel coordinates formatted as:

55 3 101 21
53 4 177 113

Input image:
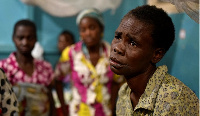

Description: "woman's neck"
87 43 101 53
15 51 35 77
85 43 102 66
16 52 34 64
126 65 156 108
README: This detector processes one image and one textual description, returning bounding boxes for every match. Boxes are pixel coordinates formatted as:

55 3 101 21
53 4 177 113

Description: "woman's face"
13 25 36 54
110 16 155 78
58 34 73 52
79 17 103 47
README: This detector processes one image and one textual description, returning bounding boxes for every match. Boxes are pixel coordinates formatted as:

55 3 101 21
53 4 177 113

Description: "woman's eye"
115 35 121 39
130 40 136 46
80 28 85 33
89 25 95 30
28 36 35 41
16 36 23 41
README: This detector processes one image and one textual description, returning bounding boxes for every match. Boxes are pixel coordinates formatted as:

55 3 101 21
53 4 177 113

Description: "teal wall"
0 0 199 97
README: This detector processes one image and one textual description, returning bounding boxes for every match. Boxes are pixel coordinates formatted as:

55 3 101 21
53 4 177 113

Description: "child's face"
58 34 73 52
110 16 155 78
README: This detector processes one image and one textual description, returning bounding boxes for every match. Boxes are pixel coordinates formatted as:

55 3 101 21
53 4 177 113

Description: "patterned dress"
0 52 54 116
116 65 199 116
0 68 18 116
57 41 121 116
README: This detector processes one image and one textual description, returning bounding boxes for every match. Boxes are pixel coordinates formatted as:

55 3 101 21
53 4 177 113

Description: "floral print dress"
0 52 54 116
58 41 121 116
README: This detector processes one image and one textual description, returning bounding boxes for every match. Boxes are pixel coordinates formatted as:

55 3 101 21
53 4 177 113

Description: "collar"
74 41 110 58
119 65 168 112
134 65 168 111
7 52 37 71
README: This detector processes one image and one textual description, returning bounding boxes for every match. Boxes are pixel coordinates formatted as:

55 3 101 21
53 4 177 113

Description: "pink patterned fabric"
0 52 53 86
59 41 115 116
0 52 54 115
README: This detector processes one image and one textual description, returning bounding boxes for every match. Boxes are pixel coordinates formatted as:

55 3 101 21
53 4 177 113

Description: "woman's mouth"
109 57 124 69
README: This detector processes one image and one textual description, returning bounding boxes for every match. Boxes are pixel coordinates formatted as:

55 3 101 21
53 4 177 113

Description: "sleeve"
0 68 19 116
48 64 54 85
54 61 71 81
59 46 70 62
54 46 71 81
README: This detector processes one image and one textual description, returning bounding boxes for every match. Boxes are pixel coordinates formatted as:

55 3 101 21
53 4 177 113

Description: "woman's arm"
55 80 68 116
110 75 125 116
47 83 56 116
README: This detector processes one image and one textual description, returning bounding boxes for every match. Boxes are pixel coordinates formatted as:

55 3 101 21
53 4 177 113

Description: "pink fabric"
93 103 105 116
61 41 114 115
106 67 114 93
69 42 88 103
72 71 88 103
0 52 53 86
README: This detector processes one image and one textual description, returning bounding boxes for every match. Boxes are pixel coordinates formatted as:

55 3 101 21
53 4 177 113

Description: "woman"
110 5 199 115
55 8 122 116
0 19 55 116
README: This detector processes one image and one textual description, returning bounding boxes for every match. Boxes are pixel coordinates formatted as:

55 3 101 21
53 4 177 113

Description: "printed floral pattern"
0 52 54 115
58 41 120 116
0 52 53 86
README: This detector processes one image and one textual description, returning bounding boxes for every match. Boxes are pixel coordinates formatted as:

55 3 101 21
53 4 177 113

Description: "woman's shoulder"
34 59 53 69
118 83 130 98
160 73 198 102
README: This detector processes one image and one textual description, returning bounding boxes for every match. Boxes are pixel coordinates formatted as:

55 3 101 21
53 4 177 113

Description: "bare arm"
55 80 68 116
47 83 56 116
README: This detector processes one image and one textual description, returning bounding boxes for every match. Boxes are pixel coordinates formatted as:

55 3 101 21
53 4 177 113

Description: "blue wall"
0 0 199 97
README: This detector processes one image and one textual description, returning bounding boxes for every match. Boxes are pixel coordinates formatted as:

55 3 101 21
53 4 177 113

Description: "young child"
57 30 75 53
53 30 75 115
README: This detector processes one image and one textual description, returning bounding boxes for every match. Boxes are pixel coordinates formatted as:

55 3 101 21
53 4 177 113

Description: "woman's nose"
85 29 91 36
21 38 28 45
113 42 125 56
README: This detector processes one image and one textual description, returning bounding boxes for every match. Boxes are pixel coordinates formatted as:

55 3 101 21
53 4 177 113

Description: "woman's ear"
151 48 165 64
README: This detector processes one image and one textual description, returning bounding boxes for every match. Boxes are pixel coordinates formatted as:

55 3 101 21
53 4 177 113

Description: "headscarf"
76 8 104 28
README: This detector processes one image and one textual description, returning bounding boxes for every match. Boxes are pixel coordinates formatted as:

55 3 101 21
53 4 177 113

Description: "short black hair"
13 19 37 38
124 5 175 52
59 30 75 44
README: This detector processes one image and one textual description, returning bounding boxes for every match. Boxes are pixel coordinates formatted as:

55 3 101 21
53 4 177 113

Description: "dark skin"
80 17 121 115
13 25 55 116
79 17 103 66
56 17 121 116
13 25 36 76
56 34 74 115
58 34 74 53
56 17 103 116
110 16 165 109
